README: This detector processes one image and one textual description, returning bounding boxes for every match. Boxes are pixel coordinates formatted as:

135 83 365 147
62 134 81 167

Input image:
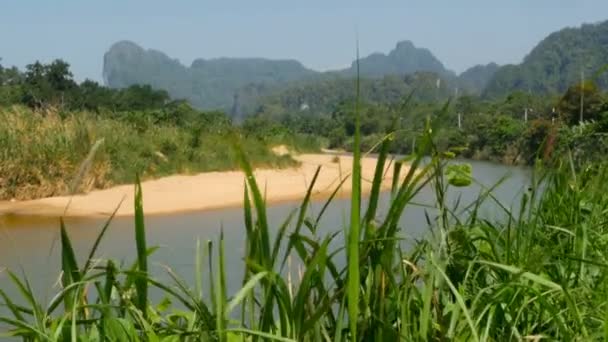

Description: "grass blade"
216 230 227 342
347 39 362 341
134 174 148 318
476 260 562 291
432 257 480 342
60 218 80 312
83 198 124 274
365 133 390 224
226 271 267 315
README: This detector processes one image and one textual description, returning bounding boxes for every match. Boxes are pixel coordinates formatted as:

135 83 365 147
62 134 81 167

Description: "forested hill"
103 19 608 117
459 63 500 93
336 40 453 78
484 20 608 97
244 72 457 119
103 40 462 113
103 41 317 110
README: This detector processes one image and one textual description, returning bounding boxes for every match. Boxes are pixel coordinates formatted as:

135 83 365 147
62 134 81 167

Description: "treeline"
246 78 608 164
232 72 458 121
0 59 172 111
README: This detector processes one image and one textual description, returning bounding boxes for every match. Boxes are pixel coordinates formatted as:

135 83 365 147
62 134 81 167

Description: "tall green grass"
2 92 608 341
0 106 297 200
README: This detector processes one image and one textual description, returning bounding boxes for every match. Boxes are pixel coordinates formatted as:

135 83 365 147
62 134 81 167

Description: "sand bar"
0 154 405 218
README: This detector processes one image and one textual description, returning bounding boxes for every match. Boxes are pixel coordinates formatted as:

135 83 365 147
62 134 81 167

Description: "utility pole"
525 86 531 123
580 69 585 123
454 87 461 129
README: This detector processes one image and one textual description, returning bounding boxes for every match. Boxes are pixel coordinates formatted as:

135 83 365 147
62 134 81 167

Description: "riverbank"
0 154 403 218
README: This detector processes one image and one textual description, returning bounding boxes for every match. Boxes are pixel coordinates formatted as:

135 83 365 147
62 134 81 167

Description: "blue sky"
1 0 607 82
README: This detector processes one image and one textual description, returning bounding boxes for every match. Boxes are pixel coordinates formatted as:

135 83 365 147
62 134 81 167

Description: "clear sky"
1 0 607 82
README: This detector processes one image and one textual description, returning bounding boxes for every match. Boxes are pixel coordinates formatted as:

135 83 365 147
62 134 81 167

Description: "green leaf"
445 163 473 187
477 260 563 290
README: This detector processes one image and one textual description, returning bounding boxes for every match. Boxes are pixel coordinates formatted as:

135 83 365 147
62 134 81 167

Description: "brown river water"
0 160 531 312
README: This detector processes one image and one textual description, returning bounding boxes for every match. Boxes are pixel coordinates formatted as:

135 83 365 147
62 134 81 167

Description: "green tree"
22 59 76 108
74 80 114 111
521 119 556 163
114 85 170 111
0 59 24 105
558 81 606 126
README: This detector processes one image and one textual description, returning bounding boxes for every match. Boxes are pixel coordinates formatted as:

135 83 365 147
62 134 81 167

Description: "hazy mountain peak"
390 40 428 59
342 39 452 78
108 40 143 51
103 41 186 89
103 39 456 111
103 41 317 110
458 63 501 92
484 19 608 97
394 40 416 50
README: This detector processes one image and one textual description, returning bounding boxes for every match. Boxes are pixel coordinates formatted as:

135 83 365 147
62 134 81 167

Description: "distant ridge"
103 19 608 117
459 63 500 92
103 40 316 110
103 40 464 113
339 40 454 78
484 20 608 97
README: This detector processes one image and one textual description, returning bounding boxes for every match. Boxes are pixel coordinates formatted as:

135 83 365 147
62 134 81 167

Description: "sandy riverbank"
0 154 405 218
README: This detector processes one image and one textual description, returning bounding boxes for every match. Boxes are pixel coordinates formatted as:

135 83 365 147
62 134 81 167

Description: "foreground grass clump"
0 106 298 200
3 104 608 341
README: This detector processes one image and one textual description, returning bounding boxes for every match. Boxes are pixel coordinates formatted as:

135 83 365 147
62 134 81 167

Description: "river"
0 160 530 308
